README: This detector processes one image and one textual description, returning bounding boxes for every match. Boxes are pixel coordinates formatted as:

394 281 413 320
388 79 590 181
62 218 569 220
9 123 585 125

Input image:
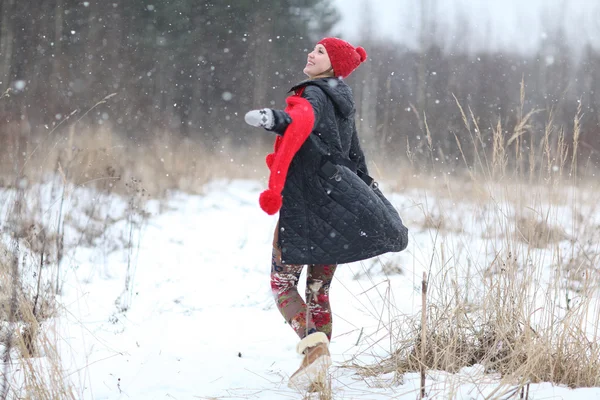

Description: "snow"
4 178 600 399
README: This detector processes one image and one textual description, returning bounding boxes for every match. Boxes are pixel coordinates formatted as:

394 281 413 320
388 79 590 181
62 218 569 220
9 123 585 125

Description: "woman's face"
303 44 332 78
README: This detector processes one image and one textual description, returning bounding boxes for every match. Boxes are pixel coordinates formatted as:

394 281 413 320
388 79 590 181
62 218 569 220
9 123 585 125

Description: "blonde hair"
310 66 335 80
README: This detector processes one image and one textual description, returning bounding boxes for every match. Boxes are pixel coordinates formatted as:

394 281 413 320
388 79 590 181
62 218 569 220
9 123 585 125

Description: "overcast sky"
332 0 600 56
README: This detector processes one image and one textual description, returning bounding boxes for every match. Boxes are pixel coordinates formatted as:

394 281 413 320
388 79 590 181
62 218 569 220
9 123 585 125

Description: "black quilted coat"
277 77 408 265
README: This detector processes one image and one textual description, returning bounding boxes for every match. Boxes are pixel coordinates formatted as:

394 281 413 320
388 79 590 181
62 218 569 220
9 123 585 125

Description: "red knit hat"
317 37 367 78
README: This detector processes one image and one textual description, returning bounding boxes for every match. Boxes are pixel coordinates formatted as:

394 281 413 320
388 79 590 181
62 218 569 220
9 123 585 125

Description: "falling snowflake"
13 80 26 91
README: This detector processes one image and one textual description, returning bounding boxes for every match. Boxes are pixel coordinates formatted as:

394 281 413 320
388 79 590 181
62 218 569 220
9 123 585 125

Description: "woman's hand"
244 108 275 130
245 108 292 135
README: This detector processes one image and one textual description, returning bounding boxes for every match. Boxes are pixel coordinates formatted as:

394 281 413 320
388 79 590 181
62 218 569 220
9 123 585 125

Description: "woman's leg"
306 264 337 341
270 224 316 338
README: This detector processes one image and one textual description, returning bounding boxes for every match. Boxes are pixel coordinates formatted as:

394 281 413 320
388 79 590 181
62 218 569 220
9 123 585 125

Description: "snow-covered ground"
5 178 600 399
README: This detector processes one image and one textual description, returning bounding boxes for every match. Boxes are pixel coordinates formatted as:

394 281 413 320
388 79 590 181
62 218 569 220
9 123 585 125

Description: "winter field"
0 130 600 400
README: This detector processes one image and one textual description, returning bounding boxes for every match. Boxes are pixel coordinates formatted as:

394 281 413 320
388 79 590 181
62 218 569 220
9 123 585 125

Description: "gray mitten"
244 108 275 130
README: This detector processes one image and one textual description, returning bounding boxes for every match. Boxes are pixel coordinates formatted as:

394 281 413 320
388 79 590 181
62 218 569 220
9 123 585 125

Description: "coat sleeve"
269 109 292 135
349 120 369 174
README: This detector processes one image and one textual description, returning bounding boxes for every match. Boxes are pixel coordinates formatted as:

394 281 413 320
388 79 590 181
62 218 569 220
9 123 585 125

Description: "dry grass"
373 245 600 389
0 243 75 399
515 216 570 248
300 377 333 400
349 82 600 397
1 81 599 397
0 125 268 197
0 119 273 398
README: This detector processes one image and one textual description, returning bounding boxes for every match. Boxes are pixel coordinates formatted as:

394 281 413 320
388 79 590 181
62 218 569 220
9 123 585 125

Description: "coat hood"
291 78 355 118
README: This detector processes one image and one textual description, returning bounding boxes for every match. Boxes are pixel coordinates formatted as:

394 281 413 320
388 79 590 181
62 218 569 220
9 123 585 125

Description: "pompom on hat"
317 37 367 78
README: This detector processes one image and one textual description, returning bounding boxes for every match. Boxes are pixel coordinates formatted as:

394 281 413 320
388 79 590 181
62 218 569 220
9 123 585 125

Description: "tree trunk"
50 0 64 93
357 0 377 152
0 0 15 91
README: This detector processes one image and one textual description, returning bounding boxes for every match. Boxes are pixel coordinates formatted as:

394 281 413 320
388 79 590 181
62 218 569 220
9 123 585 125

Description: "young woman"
245 37 408 391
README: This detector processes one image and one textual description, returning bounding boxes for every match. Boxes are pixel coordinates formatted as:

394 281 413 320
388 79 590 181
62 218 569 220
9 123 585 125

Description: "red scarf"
259 88 314 215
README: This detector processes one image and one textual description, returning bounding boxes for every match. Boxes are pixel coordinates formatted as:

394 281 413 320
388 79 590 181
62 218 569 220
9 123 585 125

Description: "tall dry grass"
0 110 268 398
0 125 267 197
353 81 600 398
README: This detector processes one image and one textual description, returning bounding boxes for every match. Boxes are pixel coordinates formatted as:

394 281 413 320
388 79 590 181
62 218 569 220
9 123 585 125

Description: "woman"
245 37 408 391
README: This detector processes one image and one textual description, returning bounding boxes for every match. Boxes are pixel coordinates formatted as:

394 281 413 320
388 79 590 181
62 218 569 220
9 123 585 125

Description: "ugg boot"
288 332 332 390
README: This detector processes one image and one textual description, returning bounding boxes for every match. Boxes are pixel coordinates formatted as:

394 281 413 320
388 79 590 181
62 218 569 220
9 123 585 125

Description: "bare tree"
356 0 378 153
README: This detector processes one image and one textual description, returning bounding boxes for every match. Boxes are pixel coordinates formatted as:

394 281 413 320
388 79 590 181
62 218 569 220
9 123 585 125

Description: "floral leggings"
270 224 337 341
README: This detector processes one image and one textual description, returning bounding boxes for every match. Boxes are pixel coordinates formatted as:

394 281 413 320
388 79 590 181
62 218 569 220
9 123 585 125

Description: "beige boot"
288 332 332 391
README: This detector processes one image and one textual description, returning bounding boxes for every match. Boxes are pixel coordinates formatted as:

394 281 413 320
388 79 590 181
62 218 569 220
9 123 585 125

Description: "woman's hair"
310 66 335 80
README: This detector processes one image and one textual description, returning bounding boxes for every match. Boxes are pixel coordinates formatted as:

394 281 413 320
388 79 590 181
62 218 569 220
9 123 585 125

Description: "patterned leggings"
270 224 337 341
